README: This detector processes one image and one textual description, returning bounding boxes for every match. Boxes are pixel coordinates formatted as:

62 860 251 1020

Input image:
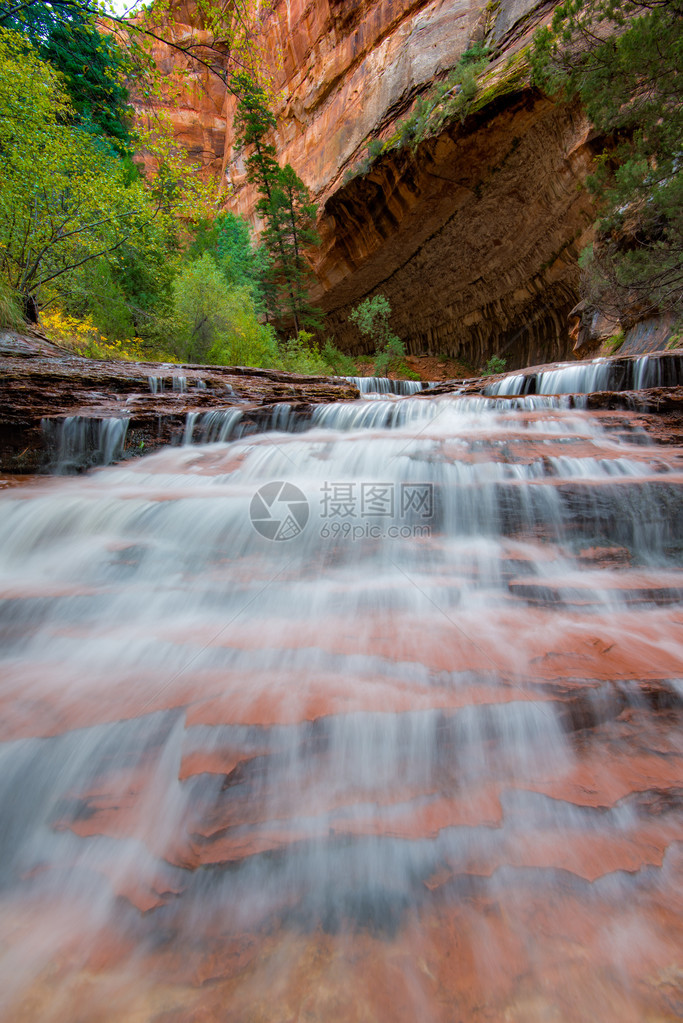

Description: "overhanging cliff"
134 0 599 368
314 90 598 369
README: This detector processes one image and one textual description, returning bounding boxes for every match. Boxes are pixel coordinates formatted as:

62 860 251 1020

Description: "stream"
0 388 682 1021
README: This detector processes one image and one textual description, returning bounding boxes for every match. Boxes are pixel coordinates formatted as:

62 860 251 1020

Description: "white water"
41 415 129 474
485 352 680 395
2 396 683 1020
182 394 577 447
343 375 432 395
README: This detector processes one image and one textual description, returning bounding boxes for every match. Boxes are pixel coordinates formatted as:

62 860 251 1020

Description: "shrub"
366 138 385 161
460 42 492 66
349 295 410 375
603 331 625 354
483 354 507 375
40 307 153 361
171 253 282 368
321 340 358 375
278 330 330 374
374 335 409 376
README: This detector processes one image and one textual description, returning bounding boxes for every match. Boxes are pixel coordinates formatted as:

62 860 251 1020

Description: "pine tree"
232 72 322 334
264 165 322 333
532 0 683 321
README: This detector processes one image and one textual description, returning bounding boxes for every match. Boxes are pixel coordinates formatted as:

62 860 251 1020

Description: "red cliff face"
134 0 596 367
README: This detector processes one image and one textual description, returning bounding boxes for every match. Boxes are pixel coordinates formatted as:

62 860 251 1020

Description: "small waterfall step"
2 377 683 1021
485 350 683 395
41 415 129 473
342 376 433 395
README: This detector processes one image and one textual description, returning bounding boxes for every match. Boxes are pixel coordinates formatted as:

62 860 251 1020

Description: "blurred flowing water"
1 395 683 1022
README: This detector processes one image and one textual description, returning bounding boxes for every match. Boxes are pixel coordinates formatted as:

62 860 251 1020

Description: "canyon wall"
135 0 598 368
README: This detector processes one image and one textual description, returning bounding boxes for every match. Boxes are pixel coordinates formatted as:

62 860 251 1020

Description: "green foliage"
531 0 683 320
349 295 393 345
61 214 180 347
1 1 133 156
366 138 384 161
321 340 358 375
603 330 625 354
0 29 137 298
277 331 331 374
340 43 495 182
347 45 526 184
483 354 507 375
208 304 280 369
460 42 492 65
0 0 267 96
374 336 409 376
0 35 116 296
0 24 213 337
387 47 493 155
0 278 24 330
171 253 279 367
264 164 323 332
349 295 408 375
346 46 501 186
232 74 323 335
187 211 268 305
44 16 133 157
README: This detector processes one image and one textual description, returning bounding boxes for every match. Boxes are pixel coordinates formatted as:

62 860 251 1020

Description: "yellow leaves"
40 307 148 363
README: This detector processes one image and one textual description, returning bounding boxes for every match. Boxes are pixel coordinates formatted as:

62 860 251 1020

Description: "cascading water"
41 415 130 473
2 394 683 1022
182 395 573 447
484 352 683 395
343 376 432 395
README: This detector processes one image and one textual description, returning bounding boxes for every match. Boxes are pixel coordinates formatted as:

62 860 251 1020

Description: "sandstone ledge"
3 334 683 474
0 331 358 473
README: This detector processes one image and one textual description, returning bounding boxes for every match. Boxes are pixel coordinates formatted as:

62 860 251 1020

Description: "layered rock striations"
316 92 597 368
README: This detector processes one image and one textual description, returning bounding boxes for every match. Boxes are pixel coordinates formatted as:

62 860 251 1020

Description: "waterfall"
3 396 683 1020
343 376 430 395
182 395 572 446
148 374 192 394
183 407 244 444
41 415 129 473
485 352 683 395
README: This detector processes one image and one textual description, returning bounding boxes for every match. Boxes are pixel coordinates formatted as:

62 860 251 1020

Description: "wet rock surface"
0 396 682 1021
1 368 683 1020
3 335 683 472
0 331 359 472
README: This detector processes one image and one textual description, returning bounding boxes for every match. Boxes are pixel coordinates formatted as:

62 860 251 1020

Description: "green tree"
171 252 279 366
1 1 133 156
62 213 180 346
187 210 269 309
0 28 208 317
264 165 322 333
532 0 683 321
44 14 133 156
232 72 323 334
0 0 265 88
349 295 408 375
